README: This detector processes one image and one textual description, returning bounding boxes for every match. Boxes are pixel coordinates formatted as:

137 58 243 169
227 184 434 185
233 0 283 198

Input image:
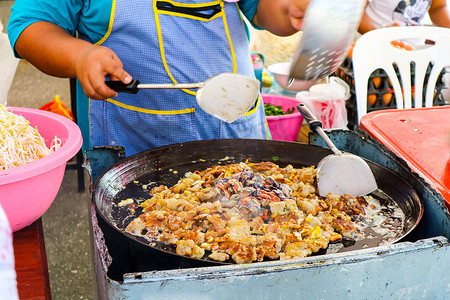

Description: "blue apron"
86 0 269 156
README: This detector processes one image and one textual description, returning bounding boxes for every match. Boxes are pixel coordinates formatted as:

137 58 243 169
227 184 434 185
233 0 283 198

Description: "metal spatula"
297 104 377 197
289 0 365 82
106 73 260 123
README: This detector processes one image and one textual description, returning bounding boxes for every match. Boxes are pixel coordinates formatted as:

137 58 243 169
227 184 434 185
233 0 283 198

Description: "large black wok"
93 139 423 267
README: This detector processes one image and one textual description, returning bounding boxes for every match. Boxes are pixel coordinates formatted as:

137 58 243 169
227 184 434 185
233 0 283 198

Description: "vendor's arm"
358 2 377 34
14 22 131 100
429 0 450 28
253 0 310 36
357 1 400 34
8 0 129 100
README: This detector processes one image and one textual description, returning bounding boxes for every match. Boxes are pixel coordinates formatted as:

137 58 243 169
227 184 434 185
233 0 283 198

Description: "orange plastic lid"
360 107 450 208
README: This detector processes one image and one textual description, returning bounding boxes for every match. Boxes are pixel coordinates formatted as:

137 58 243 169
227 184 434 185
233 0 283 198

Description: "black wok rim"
92 139 424 265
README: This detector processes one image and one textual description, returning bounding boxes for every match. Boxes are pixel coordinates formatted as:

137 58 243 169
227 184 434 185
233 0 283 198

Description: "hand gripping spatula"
297 104 378 197
106 73 260 123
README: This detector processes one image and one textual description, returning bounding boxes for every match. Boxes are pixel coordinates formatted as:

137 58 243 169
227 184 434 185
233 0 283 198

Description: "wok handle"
106 79 141 94
297 104 343 156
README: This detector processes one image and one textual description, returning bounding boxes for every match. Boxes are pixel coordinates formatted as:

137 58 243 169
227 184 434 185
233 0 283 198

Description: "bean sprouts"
0 105 62 171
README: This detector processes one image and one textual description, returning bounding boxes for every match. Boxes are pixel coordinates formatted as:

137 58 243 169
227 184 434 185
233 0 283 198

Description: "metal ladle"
106 73 260 123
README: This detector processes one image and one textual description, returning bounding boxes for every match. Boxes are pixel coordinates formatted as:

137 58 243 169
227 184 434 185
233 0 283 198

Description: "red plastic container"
360 107 450 209
262 94 303 142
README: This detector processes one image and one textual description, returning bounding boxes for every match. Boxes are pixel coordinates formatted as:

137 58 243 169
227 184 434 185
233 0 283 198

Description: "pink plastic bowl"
263 94 304 142
0 107 82 232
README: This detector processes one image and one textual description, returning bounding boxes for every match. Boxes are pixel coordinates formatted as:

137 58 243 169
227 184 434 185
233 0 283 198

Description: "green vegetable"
264 103 295 116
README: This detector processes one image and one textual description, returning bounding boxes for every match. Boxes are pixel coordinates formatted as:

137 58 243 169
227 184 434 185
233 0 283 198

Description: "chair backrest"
352 26 450 125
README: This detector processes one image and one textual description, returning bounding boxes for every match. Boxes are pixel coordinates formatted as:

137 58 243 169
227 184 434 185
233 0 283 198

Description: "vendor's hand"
73 45 132 100
254 0 310 36
288 0 310 31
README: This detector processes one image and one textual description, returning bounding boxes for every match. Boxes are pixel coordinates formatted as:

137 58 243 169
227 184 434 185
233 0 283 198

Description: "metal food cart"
85 129 450 299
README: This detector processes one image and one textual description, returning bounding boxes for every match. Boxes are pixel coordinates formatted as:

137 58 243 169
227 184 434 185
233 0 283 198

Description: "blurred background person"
358 0 450 34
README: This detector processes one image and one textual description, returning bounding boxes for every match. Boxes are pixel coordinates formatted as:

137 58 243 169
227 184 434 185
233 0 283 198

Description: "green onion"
264 103 295 116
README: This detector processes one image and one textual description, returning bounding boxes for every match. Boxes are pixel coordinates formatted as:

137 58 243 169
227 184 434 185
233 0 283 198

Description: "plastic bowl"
0 107 82 232
263 94 304 142
268 62 319 92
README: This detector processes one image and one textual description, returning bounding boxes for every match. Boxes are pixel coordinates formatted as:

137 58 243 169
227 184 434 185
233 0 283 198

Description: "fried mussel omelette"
125 161 376 264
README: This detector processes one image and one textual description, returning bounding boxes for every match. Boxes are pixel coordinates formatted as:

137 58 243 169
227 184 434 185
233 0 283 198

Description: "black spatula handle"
297 104 322 132
106 79 141 94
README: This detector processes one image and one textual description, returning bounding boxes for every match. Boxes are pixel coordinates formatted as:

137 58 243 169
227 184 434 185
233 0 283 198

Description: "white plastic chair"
352 26 450 125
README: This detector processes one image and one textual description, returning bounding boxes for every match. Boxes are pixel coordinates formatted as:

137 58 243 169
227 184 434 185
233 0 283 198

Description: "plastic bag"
296 77 350 129
39 95 74 120
0 21 19 106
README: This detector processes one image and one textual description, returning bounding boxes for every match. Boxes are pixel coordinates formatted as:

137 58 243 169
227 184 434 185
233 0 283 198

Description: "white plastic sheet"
0 204 18 299
296 76 350 129
0 21 19 106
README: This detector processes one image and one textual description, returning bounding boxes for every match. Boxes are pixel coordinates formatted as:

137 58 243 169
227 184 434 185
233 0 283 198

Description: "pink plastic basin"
263 94 303 142
0 107 82 232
